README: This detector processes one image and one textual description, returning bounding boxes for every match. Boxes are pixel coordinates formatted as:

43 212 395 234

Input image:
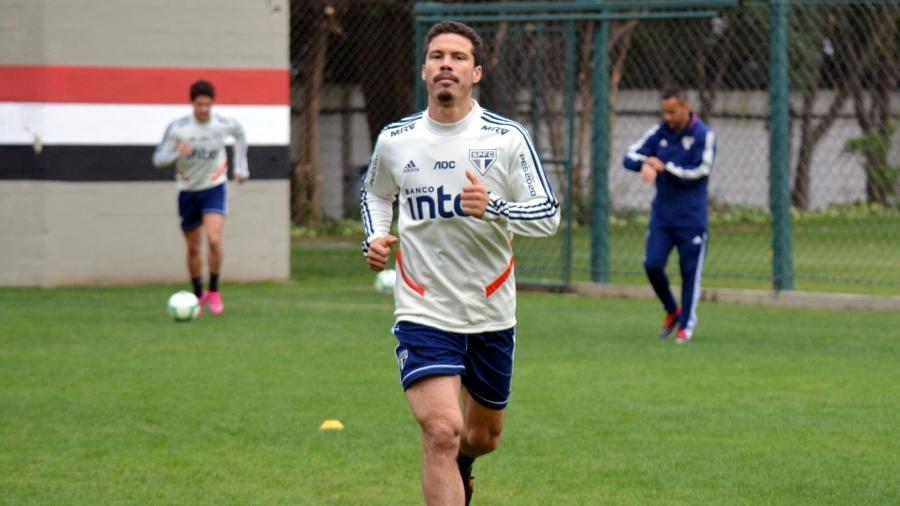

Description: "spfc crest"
469 148 498 175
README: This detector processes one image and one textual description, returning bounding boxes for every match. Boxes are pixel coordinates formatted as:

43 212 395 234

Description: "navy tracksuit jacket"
623 113 717 335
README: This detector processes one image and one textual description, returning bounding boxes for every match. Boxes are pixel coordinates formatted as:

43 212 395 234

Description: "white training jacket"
361 101 560 333
152 114 248 191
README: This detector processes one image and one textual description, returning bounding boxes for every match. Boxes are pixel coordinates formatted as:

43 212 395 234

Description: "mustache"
433 72 459 83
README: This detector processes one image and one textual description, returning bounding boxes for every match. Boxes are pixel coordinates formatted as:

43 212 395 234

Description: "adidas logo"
403 160 419 173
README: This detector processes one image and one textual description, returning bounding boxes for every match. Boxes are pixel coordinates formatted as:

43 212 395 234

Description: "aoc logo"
469 149 497 175
405 185 467 221
433 160 456 170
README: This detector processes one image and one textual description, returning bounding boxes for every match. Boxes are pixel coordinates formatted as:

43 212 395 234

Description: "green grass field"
2 240 899 505
514 210 900 295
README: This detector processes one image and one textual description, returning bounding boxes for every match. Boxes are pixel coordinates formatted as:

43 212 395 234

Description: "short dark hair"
425 20 484 67
661 87 689 103
190 80 216 101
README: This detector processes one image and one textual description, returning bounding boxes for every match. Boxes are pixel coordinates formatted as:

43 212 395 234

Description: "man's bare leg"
406 375 466 505
203 213 225 275
183 227 203 279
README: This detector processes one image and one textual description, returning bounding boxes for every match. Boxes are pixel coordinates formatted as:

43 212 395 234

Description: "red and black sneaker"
659 308 681 338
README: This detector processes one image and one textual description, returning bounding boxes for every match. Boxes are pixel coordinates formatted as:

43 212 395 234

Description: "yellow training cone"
319 419 345 431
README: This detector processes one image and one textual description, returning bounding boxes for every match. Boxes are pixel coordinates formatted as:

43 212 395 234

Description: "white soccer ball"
374 269 396 295
167 290 200 322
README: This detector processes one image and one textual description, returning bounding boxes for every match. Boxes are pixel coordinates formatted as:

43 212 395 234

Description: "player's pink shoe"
196 291 209 318
207 291 224 315
675 329 692 344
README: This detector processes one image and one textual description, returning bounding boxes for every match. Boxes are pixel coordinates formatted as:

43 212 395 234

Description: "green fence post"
768 0 793 291
563 19 577 286
591 19 610 283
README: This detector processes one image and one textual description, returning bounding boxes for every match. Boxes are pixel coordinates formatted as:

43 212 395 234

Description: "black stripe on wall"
0 145 290 181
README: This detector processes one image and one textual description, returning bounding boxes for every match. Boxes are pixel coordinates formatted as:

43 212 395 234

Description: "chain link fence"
290 0 415 224
605 0 899 293
289 0 900 295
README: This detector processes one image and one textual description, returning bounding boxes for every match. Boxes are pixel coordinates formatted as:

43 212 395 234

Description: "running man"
361 21 559 505
153 79 249 316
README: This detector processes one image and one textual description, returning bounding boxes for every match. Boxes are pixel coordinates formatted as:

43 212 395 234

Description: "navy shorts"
178 183 227 230
392 321 516 410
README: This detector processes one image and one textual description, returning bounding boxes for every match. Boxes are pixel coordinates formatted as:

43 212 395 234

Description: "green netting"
289 0 900 295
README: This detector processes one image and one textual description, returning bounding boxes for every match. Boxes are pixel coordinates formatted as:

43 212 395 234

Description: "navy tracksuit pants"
643 225 708 334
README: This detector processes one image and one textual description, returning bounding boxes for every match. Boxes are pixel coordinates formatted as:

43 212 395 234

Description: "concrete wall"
0 180 289 286
0 0 288 67
0 0 291 287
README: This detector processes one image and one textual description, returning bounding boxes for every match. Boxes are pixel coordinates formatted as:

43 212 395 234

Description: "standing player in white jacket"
361 21 559 505
153 80 249 316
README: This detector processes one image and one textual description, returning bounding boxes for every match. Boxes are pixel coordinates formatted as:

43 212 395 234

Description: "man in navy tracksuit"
623 88 717 343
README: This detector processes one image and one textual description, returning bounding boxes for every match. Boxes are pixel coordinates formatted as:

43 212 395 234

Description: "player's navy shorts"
178 183 227 230
392 321 516 410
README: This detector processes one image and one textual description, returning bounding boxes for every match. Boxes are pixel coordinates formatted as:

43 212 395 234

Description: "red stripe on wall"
0 65 289 105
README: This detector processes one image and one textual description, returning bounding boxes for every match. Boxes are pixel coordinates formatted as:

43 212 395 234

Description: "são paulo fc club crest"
469 148 498 175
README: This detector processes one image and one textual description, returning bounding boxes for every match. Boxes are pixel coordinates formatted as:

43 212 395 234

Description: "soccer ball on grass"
167 290 200 322
374 269 396 295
